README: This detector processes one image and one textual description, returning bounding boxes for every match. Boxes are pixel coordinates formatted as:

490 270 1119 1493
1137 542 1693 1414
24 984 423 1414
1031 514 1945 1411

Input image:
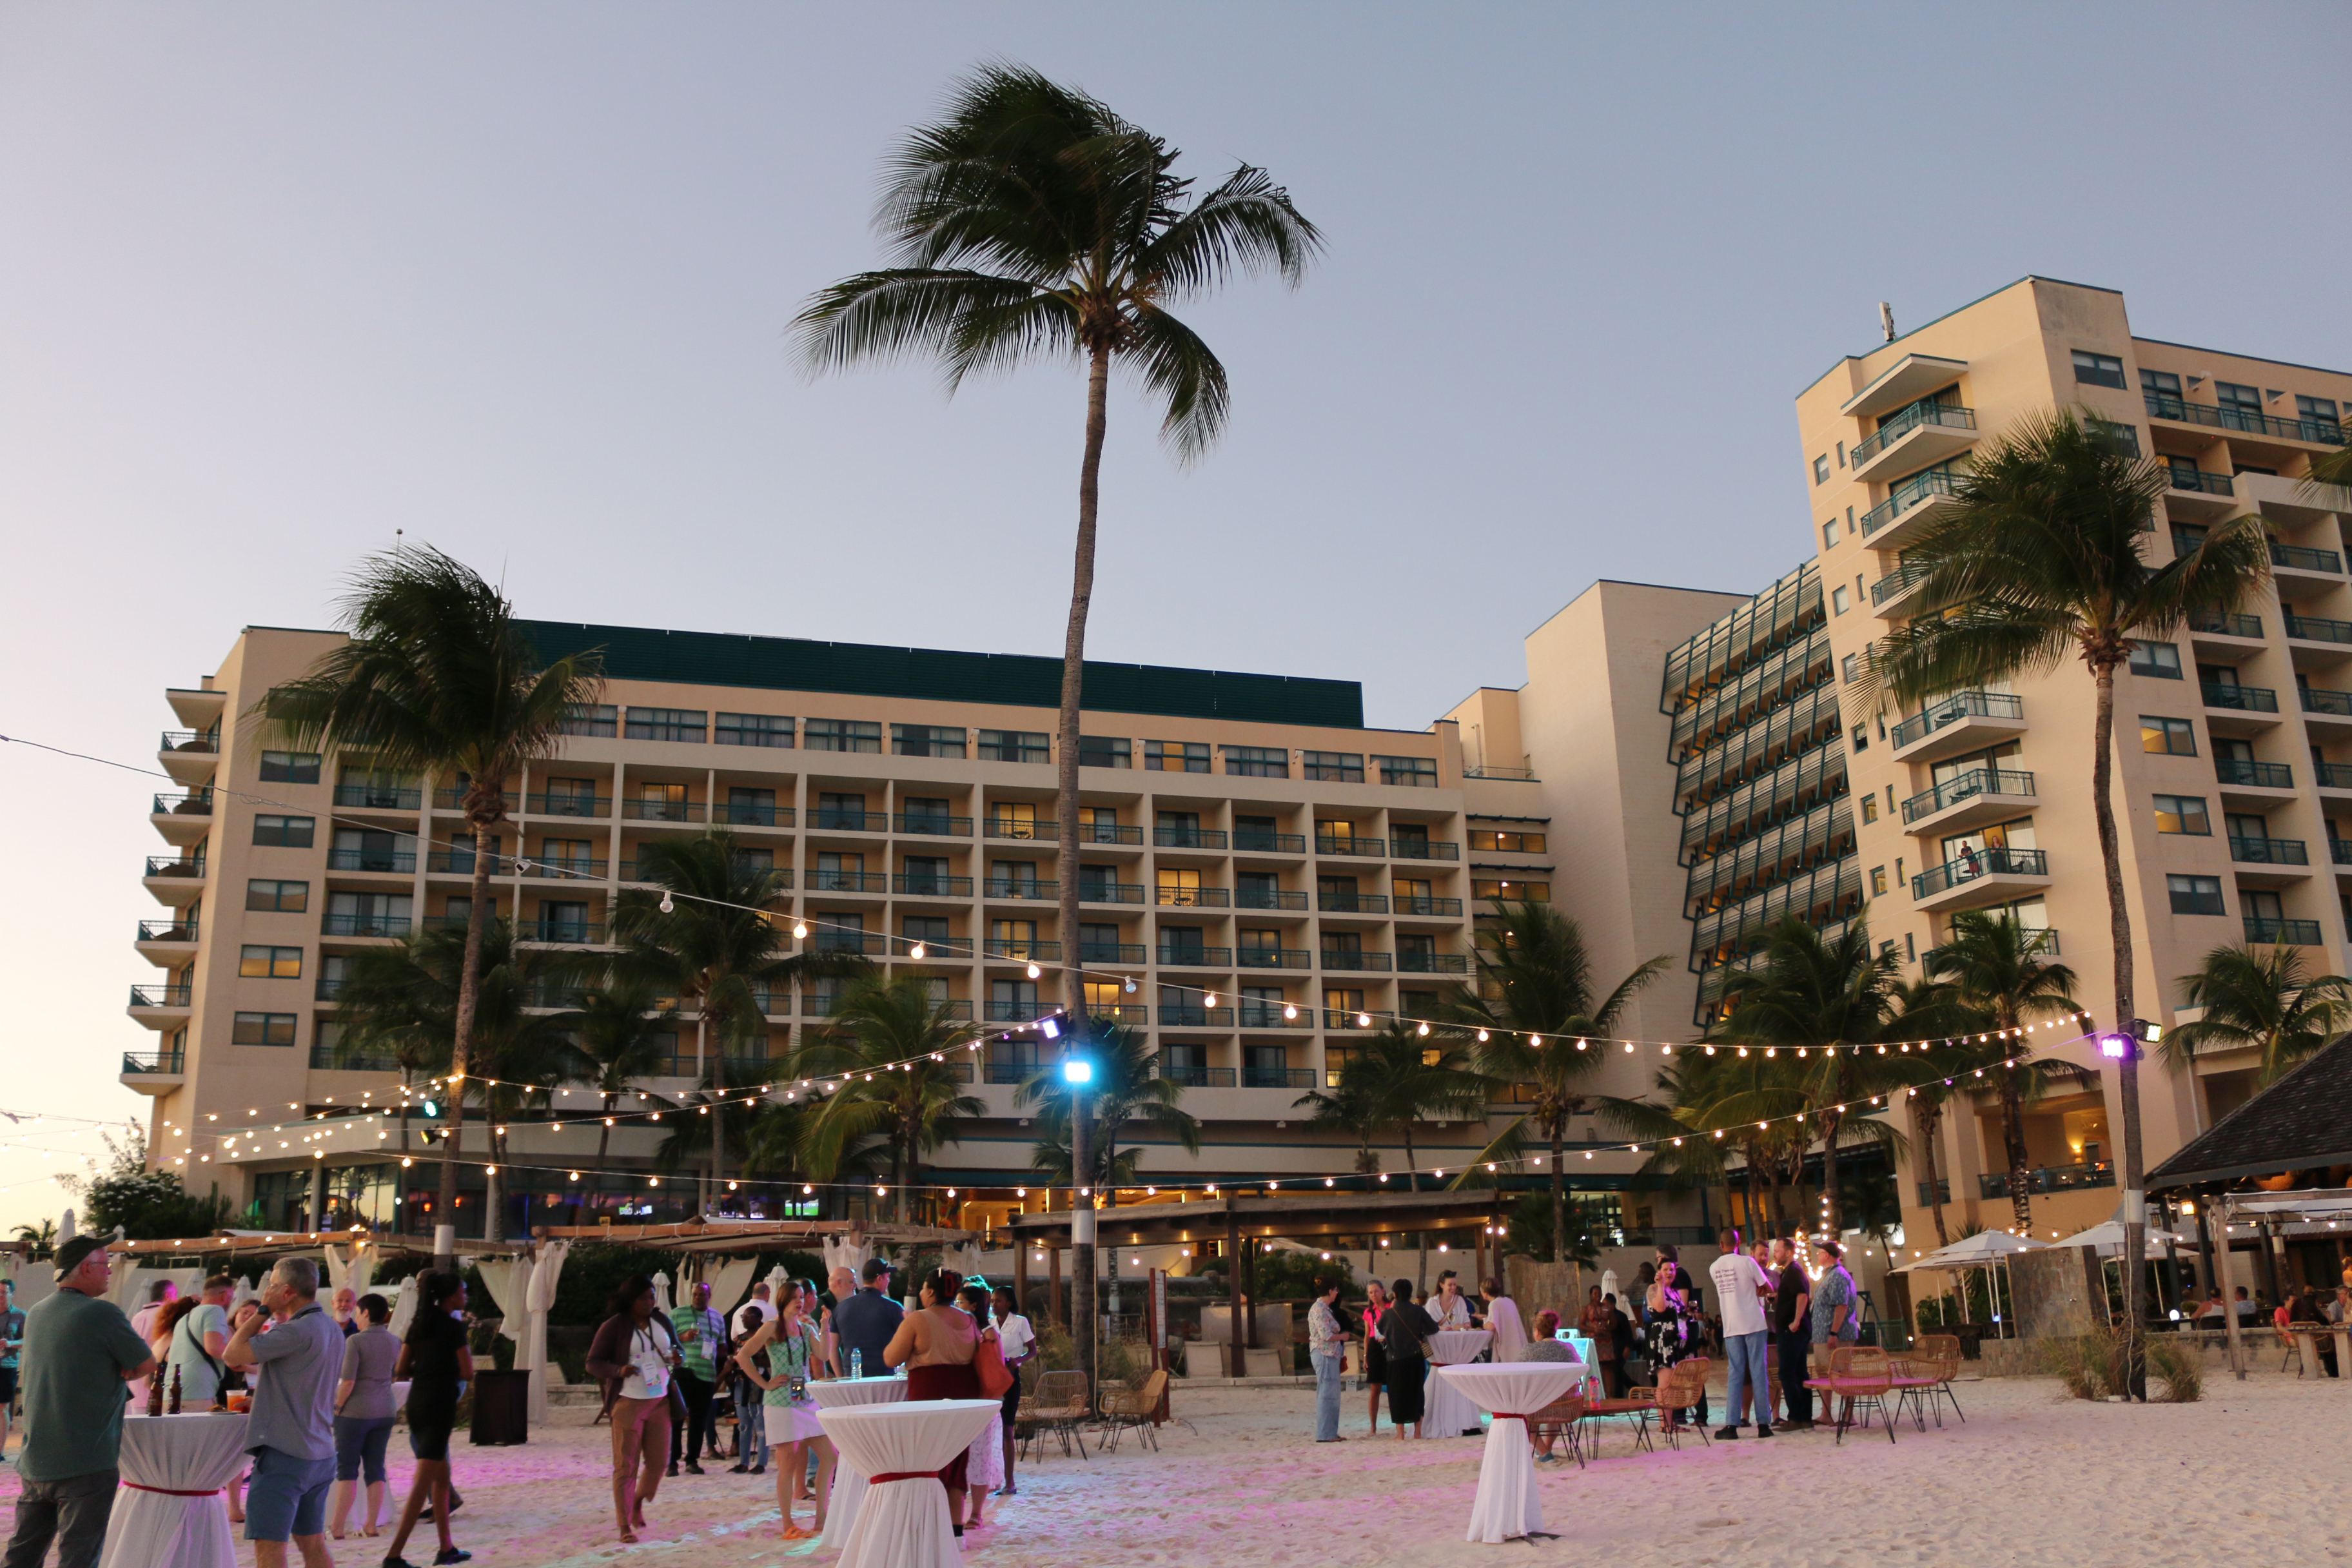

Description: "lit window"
1870 866 1888 896
2141 716 2197 756
1860 795 1879 824
245 879 309 912
2153 795 2210 835
240 945 303 979
1144 740 1210 773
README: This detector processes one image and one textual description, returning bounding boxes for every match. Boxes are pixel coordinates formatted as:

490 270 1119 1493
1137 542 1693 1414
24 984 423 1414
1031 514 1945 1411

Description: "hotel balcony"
894 812 972 838
983 879 1057 903
1841 353 1969 422
157 729 219 784
1233 829 1308 855
1974 1161 2114 1200
1082 882 1148 905
1857 468 1965 553
149 790 213 845
1241 1064 1316 1090
1236 948 1313 970
2269 541 2346 595
1390 839 1460 861
1158 1005 1236 1030
135 917 199 960
2200 681 2280 738
2244 916 2322 946
521 857 607 881
2161 466 2237 518
1398 952 1470 974
1314 836 1387 859
622 798 706 823
2299 686 2352 739
322 912 411 939
1157 946 1233 968
332 784 423 812
2215 757 2297 809
2145 390 2350 449
891 873 974 899
1154 885 1228 908
1236 888 1309 911
1849 402 1979 485
1394 896 1465 918
120 1046 186 1094
2229 836 2310 888
327 847 418 874
1910 846 2051 913
2286 614 2352 671
1869 564 1939 621
518 920 607 945
1900 767 2039 836
143 854 207 905
1890 691 2027 763
127 983 191 1025
1317 892 1389 914
1319 950 1393 972
1238 1004 1313 1030
525 792 612 819
2186 611 2264 663
1153 827 1227 850
1076 941 1146 966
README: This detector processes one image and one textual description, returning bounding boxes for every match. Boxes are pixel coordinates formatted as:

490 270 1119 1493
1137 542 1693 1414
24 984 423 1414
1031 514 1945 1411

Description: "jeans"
1777 1330 1814 1425
733 1378 768 1469
1721 1331 1770 1427
669 1367 716 1465
3 1468 116 1568
1311 1351 1344 1440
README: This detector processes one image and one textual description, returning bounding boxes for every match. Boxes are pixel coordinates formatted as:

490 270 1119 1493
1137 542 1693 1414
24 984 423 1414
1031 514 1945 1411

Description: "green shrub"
2144 1335 2203 1402
2039 1328 2202 1402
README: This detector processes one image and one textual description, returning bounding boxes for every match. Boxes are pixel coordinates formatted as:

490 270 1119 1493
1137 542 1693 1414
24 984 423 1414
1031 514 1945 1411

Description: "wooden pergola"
533 1218 981 1257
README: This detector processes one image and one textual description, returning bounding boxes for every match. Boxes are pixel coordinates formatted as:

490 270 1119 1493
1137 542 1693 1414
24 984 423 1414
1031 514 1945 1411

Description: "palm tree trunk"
2088 660 2149 1398
1548 1117 1567 1265
436 801 500 1271
1058 339 1111 1395
1403 1124 1425 1287
2000 1072 2034 1234
484 1112 505 1245
1915 1100 1950 1246
702 1012 725 1219
1819 1105 1843 1242
590 1092 616 1224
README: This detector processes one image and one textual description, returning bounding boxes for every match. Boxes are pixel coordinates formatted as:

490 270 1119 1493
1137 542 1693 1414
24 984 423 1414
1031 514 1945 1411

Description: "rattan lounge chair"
1805 1346 1895 1445
1651 1359 1713 1450
1020 1369 1093 1462
1097 1369 1169 1454
1527 1391 1587 1469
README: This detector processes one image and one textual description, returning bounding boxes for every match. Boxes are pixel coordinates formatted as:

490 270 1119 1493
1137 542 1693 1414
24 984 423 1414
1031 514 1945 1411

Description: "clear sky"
3 1 2347 1229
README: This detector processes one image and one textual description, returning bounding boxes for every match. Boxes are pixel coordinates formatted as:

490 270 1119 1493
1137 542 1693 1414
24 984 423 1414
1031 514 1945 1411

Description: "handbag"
973 1333 1015 1400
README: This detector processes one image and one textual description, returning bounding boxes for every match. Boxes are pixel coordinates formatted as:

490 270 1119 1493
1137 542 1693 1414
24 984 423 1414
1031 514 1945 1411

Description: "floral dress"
1647 1288 1700 1380
763 1318 825 1443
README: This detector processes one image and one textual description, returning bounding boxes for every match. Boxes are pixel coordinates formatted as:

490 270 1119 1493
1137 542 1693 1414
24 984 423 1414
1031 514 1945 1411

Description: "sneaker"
727 1463 749 1474
1755 1424 1774 1438
1714 1426 1740 1440
684 1462 705 1476
432 1553 472 1567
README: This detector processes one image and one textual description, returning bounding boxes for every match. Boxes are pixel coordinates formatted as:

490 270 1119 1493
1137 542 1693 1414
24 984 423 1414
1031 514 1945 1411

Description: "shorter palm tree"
2164 943 2352 1086
1293 1069 1384 1175
565 981 679 1208
793 977 986 1222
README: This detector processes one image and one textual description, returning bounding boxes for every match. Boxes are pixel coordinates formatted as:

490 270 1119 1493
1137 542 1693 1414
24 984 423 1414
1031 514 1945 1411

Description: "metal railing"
332 784 422 810
1394 896 1465 917
2271 542 2345 573
981 940 1059 962
522 858 607 879
2144 390 2349 445
152 790 212 816
1899 767 2036 824
1398 952 1470 973
2229 836 2308 865
1389 839 1460 861
426 851 507 875
1156 1064 1237 1088
2300 687 2352 718
807 870 886 892
1159 1006 1235 1028
525 793 611 817
891 874 973 897
431 789 518 810
1859 467 1963 538
1156 946 1232 967
1236 888 1309 910
1912 846 2048 899
2201 682 2277 712
2318 763 2352 789
326 848 416 873
1091 1005 1150 1028
984 999 1054 1022
1076 941 1146 965
1977 1161 2115 1199
622 798 705 823
518 921 605 943
893 813 972 836
1870 565 1929 607
1317 892 1388 913
1080 883 1146 904
810 932 886 955
1238 1005 1311 1028
2331 839 2352 867
2215 758 2293 788
1890 690 2023 750
1916 1179 1952 1206
1242 1066 1315 1089
720 803 794 827
1319 950 1393 972
1154 827 1227 849
983 1061 1038 1085
122 1048 185 1075
811 809 884 832
129 984 191 1008
159 730 218 754
1315 836 1386 858
321 913 411 937
144 855 205 879
2165 467 2233 496
2188 611 2262 640
137 918 198 943
982 879 1057 901
2245 916 2322 945
1233 829 1308 854
1852 402 1977 466
2286 614 2352 645
1236 948 1313 969
1153 885 1229 907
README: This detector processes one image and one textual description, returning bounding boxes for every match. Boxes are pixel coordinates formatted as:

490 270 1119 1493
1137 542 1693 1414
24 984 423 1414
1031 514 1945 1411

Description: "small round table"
100 1412 250 1568
1435 1360 1587 1544
819 1399 1003 1568
1420 1329 1493 1438
808 1375 909 1553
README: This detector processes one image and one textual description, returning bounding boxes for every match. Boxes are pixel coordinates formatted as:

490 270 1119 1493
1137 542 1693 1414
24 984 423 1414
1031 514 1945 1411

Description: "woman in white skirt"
735 1280 835 1539
955 1282 1006 1529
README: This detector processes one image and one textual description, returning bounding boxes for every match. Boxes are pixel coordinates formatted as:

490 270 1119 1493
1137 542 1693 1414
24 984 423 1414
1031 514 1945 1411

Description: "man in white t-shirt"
1707 1228 1776 1440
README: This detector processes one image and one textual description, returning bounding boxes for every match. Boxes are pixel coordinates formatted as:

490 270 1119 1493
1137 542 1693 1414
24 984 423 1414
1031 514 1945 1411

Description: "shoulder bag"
972 1325 1015 1400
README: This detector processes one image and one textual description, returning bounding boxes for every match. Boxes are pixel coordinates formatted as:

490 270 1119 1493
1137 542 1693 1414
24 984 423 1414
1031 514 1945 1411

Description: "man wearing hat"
4 1235 157 1568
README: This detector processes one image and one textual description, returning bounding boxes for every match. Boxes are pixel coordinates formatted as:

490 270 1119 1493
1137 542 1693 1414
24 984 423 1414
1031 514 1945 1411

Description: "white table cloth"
809 1375 910 1553
1435 1361 1587 1544
1420 1329 1493 1438
100 1412 250 1568
819 1399 1003 1568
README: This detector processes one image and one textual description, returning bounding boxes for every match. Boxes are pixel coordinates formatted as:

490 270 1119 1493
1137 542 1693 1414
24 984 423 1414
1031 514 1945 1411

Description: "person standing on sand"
735 1281 834 1540
585 1274 681 1545
1772 1238 1814 1431
1377 1279 1435 1439
1308 1277 1347 1443
1360 1280 1390 1436
1708 1226 1775 1441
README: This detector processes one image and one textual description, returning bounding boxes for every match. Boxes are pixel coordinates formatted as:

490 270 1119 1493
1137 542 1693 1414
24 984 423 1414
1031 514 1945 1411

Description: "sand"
5 1366 2347 1565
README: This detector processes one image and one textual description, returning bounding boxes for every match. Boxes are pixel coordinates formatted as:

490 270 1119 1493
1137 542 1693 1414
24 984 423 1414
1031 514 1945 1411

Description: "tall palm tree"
1291 1069 1385 1175
1923 910 2086 1234
613 830 870 1212
1329 1023 1489 1284
265 546 602 1269
793 976 987 1222
564 980 678 1219
2163 942 2352 1087
1444 900 1670 1264
1859 409 2271 1382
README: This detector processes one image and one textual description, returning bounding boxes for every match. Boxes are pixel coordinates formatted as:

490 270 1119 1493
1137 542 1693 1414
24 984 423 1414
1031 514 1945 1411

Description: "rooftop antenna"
394 527 404 556
1879 302 1897 343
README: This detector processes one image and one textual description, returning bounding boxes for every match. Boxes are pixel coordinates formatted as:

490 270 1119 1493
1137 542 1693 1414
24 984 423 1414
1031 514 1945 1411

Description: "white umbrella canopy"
1892 1230 2049 1272
2052 1220 2192 1259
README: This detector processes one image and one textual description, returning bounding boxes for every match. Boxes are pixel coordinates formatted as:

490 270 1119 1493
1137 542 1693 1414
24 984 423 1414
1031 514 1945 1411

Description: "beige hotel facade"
128 276 2351 1297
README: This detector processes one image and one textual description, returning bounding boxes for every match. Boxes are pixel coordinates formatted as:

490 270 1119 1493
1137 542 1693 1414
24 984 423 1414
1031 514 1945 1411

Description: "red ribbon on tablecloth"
867 1471 945 1484
122 1482 224 1497
1491 1413 1536 1424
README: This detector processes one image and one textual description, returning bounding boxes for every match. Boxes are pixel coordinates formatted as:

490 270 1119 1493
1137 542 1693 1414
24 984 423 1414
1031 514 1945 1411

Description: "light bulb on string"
1284 1004 1298 1020
910 943 926 959
1027 962 1041 980
660 893 674 914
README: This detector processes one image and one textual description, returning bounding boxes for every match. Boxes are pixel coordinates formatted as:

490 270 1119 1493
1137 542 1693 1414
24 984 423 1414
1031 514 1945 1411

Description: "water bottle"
850 1349 863 1380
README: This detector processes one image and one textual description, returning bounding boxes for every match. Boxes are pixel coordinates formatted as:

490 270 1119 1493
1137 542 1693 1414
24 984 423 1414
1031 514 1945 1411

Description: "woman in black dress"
382 1270 473 1568
1378 1279 1436 1439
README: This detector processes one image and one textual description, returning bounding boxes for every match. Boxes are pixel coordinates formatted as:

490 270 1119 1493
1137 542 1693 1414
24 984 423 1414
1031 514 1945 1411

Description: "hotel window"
2216 381 2262 417
1831 585 1850 615
1225 745 1289 778
2298 396 2343 437
1836 440 1846 468
1079 806 1122 843
624 707 707 743
726 787 779 826
245 879 309 912
716 712 793 748
2167 874 2226 916
1851 724 1868 753
233 1012 298 1046
988 803 1041 839
805 719 881 753
1841 654 1859 683
1472 879 1549 903
2153 795 2211 835
559 702 617 737
1145 740 1210 772
1304 750 1364 783
894 723 968 760
1860 794 1879 824
2072 350 2127 390
1813 455 1830 485
2141 716 2197 756
2128 641 2183 679
1467 830 1547 854
1870 866 1888 896
253 814 315 847
976 729 1048 764
1078 735 1132 769
259 750 321 784
240 945 303 979
1375 755 1438 787
2141 369 2181 398
1821 518 1840 549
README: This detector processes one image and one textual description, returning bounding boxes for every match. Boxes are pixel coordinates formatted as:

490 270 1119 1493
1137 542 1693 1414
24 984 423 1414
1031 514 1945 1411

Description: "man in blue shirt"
6 1235 158 1568
830 1258 904 1375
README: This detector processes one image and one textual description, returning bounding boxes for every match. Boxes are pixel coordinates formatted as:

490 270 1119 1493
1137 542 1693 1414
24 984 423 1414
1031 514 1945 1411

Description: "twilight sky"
3 1 2347 1226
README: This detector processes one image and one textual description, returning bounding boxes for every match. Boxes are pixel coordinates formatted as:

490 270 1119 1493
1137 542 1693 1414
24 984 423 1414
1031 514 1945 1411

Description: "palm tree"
1611 1043 1807 1238
264 546 602 1269
1923 911 2087 1234
1292 1069 1385 1175
1859 409 2271 1379
1328 1023 1489 1284
613 830 870 1212
1444 900 1670 1264
793 976 987 1223
2163 942 2352 1088
563 980 678 1218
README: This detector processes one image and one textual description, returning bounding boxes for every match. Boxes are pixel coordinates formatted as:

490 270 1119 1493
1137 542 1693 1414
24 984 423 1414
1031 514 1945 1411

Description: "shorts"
335 1415 395 1482
0 1366 17 1404
246 1447 336 1542
407 1398 458 1462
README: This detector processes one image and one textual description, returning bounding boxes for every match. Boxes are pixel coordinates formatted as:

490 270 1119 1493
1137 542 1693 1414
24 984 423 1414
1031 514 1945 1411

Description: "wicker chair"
1019 1369 1093 1462
1527 1392 1587 1469
1579 1386 1656 1458
1890 1334 1963 1429
1652 1358 1713 1450
1805 1346 1895 1446
1097 1369 1169 1454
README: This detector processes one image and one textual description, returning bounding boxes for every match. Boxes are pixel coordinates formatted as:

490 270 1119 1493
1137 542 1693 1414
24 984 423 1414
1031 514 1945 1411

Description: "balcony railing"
1153 885 1230 908
332 784 422 810
309 1044 397 1070
327 848 416 873
1155 1063 1237 1088
2331 839 2352 866
807 870 885 893
1242 1066 1315 1090
159 730 218 754
1916 1179 1952 1206
2216 758 2293 789
892 873 973 897
2200 681 2278 713
1852 402 1977 466
2245 916 2322 945
810 932 887 956
1236 888 1309 910
144 854 205 879
1890 690 2024 751
1154 827 1227 849
1394 896 1465 917
1859 467 1964 539
983 1061 1039 1086
720 802 794 827
2286 614 2352 645
1899 767 2036 824
2164 467 2234 496
426 851 507 875
129 984 191 1008
1090 1005 1150 1028
2319 763 2352 789
522 858 607 880
122 1048 185 1075
1315 836 1386 858
1074 941 1145 965
1238 1005 1311 1028
1390 839 1459 861
137 918 199 943
2144 390 2350 445
1911 846 2048 899
2230 836 2308 865
982 940 1059 962
1159 1006 1235 1028
525 793 611 818
893 813 972 837
811 809 883 832
322 913 411 937
1317 892 1389 914
1324 1009 1378 1030
1233 829 1308 854
315 976 343 1000
2271 542 2345 574
1320 950 1393 972
519 921 605 943
1236 948 1313 969
1155 946 1231 967
152 790 213 817
1870 565 1930 607
1975 1161 2115 1200
1080 882 1146 905
2301 687 2352 718
983 999 1053 1022
622 798 705 823
1398 952 1470 974
431 788 518 810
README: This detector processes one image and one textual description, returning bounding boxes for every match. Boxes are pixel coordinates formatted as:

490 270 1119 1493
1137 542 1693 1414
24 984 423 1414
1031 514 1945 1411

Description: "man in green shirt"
5 1235 157 1568
667 1280 729 1476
